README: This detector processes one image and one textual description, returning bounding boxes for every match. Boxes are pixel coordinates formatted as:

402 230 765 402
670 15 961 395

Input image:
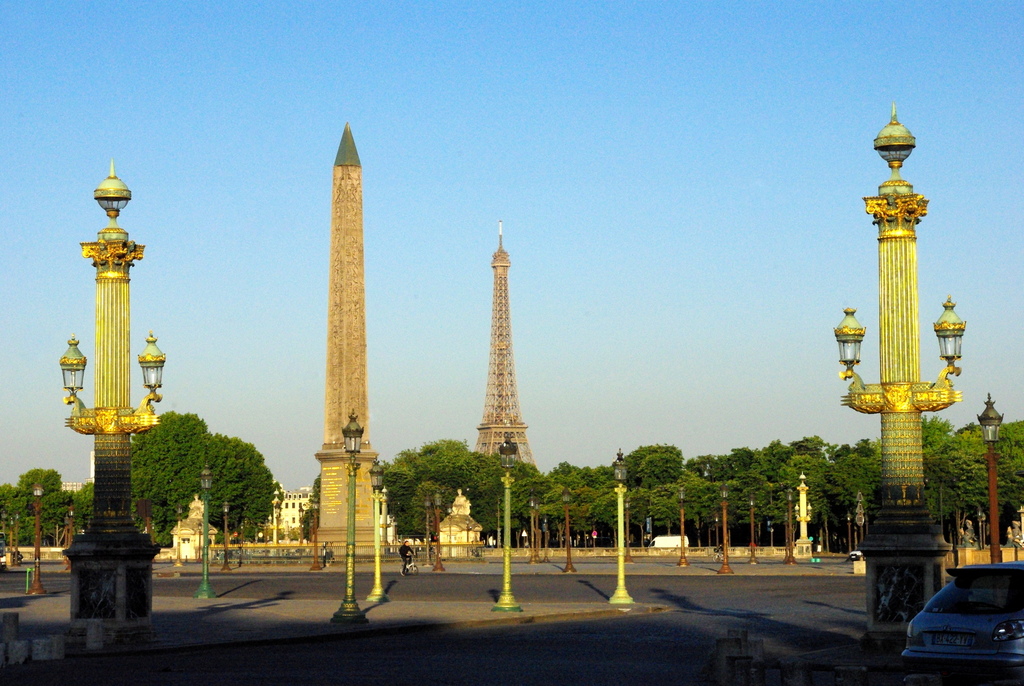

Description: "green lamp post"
492 434 522 612
331 413 368 623
193 465 215 598
366 459 389 603
609 450 634 605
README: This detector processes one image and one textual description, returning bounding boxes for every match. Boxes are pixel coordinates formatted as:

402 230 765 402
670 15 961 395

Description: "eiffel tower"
476 222 534 465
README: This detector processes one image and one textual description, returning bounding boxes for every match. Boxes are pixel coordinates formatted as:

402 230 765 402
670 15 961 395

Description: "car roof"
949 562 1024 576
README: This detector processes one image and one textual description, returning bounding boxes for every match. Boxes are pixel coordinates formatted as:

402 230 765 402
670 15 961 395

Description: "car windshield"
925 570 1024 614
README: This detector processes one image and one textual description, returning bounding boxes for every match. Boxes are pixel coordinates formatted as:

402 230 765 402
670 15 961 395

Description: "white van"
648 535 688 548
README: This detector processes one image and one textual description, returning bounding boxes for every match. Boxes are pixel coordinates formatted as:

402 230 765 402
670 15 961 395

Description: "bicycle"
712 546 724 563
400 556 419 576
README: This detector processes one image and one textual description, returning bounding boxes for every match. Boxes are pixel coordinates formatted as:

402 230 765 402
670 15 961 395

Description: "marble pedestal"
65 532 160 645
859 522 950 652
795 538 813 558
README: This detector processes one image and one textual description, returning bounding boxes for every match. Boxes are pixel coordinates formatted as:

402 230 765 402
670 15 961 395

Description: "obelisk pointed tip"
335 123 361 167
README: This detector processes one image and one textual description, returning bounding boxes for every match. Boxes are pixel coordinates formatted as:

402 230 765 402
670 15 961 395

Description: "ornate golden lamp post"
61 163 165 643
978 395 1004 563
331 413 368 624
366 460 389 603
834 105 964 647
609 451 634 605
717 484 733 575
624 496 634 563
677 487 689 567
747 494 758 564
561 487 576 573
220 502 232 572
174 505 184 568
194 466 215 599
272 496 281 545
27 484 46 595
493 435 522 612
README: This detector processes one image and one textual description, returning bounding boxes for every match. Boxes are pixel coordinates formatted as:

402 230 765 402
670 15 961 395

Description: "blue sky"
1 2 1021 488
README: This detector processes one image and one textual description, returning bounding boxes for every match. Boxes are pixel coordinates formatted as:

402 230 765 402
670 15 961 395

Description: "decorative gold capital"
81 240 145 277
864 194 929 231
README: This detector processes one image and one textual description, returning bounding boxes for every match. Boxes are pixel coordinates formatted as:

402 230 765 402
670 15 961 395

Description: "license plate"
931 632 974 647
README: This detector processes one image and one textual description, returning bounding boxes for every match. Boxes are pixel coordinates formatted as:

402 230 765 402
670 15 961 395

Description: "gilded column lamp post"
609 451 634 605
194 466 216 599
59 164 167 642
783 489 797 565
561 487 576 573
717 484 733 575
331 413 368 624
28 484 46 595
978 395 1004 563
677 487 689 567
309 502 322 572
834 106 964 646
220 502 232 573
493 435 522 612
528 492 540 564
624 496 634 563
748 494 758 564
366 460 389 603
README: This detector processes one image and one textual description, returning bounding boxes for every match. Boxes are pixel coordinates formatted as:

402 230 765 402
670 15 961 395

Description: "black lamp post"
677 487 689 567
979 394 1004 563
748 494 758 564
27 484 46 595
432 491 445 572
783 489 797 565
528 491 540 564
717 483 733 574
220 502 232 572
309 503 321 572
846 513 852 554
194 466 215 598
331 413 368 623
561 487 576 573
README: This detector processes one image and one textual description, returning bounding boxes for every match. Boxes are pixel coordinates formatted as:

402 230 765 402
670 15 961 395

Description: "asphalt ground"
0 557 906 685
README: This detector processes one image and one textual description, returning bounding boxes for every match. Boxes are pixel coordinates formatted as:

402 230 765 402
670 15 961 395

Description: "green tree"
131 412 276 546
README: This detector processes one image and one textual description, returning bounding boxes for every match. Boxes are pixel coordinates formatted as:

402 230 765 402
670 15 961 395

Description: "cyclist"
399 539 414 575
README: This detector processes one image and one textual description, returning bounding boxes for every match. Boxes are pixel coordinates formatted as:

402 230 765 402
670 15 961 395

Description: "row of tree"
3 411 1023 552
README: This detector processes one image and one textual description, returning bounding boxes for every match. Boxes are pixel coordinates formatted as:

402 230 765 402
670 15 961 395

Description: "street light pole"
677 487 689 567
309 502 322 572
528 491 540 564
64 504 75 571
27 484 46 595
624 496 634 563
366 460 389 603
979 395 1004 563
493 435 522 612
561 487 576 573
717 484 733 575
609 451 634 605
783 489 797 565
220 502 232 572
331 413 368 624
432 492 445 573
748 494 758 564
174 504 184 567
194 466 216 598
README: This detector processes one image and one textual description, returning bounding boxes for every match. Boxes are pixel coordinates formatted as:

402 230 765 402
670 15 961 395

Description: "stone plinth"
860 523 950 652
65 532 159 645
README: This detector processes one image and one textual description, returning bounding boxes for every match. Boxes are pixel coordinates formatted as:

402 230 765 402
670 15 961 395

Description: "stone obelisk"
316 123 378 545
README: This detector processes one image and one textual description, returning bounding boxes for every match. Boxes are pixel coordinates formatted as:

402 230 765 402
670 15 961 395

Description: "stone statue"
1009 521 1023 548
451 489 471 516
960 519 977 548
188 494 204 520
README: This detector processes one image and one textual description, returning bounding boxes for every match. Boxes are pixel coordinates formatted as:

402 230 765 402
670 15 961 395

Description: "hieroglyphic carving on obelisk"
315 123 377 545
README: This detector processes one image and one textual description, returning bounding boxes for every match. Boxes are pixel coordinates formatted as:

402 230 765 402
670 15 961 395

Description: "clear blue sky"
1 3 1021 488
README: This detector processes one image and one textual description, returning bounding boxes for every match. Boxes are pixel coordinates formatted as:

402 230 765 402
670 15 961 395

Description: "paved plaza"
0 556 913 684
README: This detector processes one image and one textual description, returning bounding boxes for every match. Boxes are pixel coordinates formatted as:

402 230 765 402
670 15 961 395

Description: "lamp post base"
65 532 159 645
331 601 368 624
859 521 950 652
609 587 634 605
492 592 522 612
366 587 389 603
